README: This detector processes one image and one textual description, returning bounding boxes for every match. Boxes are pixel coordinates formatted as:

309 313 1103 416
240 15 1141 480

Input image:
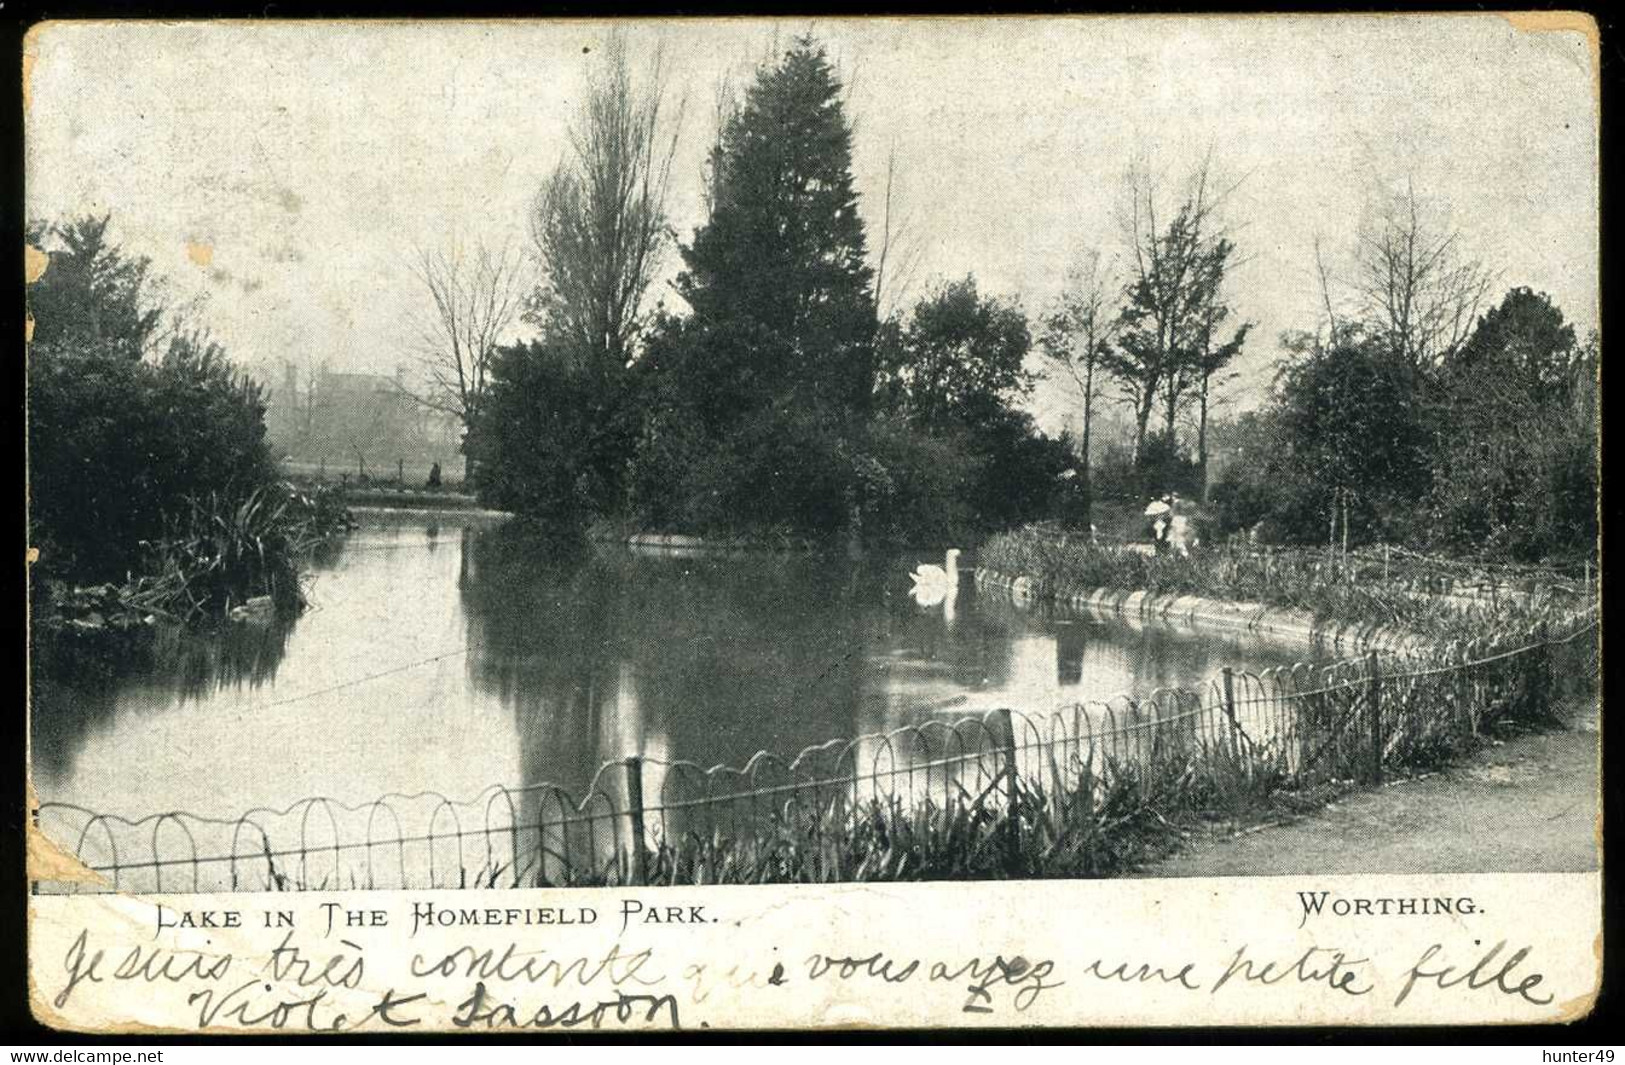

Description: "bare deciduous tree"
409 239 527 478
870 140 927 323
1313 234 1344 348
1110 155 1249 465
1041 248 1120 524
530 30 683 365
294 355 325 442
1185 301 1249 495
701 72 738 223
1354 180 1496 371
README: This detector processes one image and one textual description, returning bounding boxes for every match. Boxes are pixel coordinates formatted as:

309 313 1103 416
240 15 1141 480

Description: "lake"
31 511 1325 888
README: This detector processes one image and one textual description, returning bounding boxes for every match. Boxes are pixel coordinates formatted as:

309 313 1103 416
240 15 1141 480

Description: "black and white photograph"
20 13 1602 1033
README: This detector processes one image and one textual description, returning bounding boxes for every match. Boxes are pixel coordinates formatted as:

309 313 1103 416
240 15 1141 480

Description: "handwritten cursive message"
30 878 1595 1031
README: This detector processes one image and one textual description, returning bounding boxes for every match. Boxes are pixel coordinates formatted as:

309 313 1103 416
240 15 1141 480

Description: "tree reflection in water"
28 536 358 782
30 609 298 781
31 514 1322 882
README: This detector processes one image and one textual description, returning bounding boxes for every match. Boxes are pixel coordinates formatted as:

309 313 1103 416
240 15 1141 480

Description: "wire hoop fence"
34 613 1598 894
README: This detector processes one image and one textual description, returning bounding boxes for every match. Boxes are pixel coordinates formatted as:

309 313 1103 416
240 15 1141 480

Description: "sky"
24 15 1599 434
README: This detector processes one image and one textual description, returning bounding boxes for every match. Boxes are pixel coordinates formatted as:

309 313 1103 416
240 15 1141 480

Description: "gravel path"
1146 705 1600 877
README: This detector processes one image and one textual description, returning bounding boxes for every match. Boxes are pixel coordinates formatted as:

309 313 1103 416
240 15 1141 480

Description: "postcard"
23 13 1601 1033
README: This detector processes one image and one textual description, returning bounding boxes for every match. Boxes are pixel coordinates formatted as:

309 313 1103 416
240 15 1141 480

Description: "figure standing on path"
1147 494 1175 554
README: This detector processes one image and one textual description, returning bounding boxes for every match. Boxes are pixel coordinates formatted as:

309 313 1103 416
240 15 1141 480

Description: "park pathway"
1145 705 1600 877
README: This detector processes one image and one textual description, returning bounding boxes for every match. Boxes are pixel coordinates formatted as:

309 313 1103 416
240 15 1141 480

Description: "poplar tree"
530 30 682 365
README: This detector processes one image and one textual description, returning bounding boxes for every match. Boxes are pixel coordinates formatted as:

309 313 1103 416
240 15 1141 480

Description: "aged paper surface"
24 14 1600 1033
26 877 1605 1031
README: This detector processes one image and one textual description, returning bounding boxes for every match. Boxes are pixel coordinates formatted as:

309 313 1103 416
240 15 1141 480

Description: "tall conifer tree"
676 37 877 413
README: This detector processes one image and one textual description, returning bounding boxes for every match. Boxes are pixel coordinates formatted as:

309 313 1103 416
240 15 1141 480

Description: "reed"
485 740 1296 889
979 526 1584 639
131 481 355 623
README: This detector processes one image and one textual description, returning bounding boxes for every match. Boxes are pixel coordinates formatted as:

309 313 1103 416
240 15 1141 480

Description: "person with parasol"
1145 495 1175 554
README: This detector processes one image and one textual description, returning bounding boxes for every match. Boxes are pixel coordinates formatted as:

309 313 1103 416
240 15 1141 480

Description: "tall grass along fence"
35 615 1597 894
985 526 1595 627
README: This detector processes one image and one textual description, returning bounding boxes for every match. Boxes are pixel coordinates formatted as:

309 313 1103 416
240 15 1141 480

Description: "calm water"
32 511 1321 821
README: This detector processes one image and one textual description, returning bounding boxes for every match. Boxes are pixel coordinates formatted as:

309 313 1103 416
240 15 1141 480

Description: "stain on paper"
1551 926 1604 1022
1499 10 1598 38
21 33 38 117
26 244 48 344
1499 11 1600 83
25 244 49 284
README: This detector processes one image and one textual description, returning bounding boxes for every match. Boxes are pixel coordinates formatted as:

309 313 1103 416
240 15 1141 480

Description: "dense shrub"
1206 295 1597 568
962 409 1074 530
29 340 279 585
624 374 714 532
1206 411 1326 542
1206 337 1433 547
469 339 641 530
853 418 974 545
1423 292 1597 564
28 214 350 629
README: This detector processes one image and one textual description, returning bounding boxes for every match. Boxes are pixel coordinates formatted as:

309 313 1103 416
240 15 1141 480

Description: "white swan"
910 549 962 607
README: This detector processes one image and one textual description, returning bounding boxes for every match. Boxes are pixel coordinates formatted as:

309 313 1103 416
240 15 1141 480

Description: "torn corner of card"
26 781 110 889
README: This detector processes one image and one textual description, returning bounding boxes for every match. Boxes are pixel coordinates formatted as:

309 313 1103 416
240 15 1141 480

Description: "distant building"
266 361 462 476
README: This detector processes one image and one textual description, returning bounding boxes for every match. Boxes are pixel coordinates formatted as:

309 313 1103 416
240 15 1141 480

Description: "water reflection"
30 511 522 818
459 523 874 803
29 606 297 782
32 514 1321 831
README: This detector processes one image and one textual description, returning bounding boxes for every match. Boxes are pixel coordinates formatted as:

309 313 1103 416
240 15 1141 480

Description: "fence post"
1367 649 1383 785
996 709 1022 874
1221 666 1239 755
1340 498 1349 571
1533 620 1550 717
623 756 648 886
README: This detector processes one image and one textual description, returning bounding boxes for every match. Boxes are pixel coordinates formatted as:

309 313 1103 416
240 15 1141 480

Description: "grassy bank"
636 747 1298 886
978 525 1582 639
341 487 492 511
